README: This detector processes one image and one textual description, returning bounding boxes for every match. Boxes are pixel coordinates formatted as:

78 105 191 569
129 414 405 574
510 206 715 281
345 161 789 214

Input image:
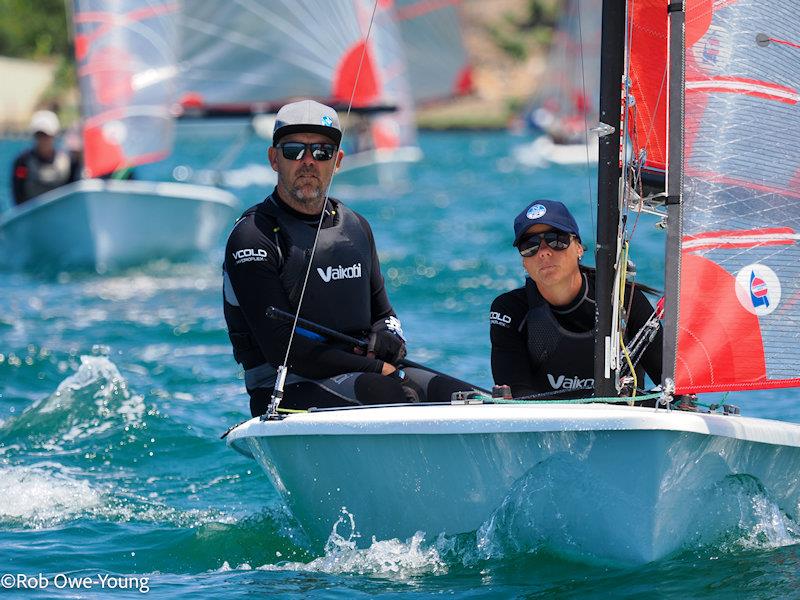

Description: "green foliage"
0 0 71 59
39 55 77 115
485 0 563 61
489 22 529 61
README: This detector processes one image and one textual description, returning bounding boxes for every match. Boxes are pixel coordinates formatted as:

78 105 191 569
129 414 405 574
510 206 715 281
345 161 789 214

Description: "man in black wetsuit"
11 110 79 206
224 100 469 416
490 199 662 399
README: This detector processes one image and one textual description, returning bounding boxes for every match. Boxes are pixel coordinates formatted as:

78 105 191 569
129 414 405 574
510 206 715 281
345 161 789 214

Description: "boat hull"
0 179 239 272
227 403 800 563
513 134 599 167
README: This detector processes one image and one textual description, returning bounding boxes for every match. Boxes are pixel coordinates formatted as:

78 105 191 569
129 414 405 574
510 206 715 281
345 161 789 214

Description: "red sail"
628 0 669 175
671 0 800 393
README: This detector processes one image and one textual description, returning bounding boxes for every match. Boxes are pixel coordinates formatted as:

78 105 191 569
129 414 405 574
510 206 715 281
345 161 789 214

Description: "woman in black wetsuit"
489 199 662 399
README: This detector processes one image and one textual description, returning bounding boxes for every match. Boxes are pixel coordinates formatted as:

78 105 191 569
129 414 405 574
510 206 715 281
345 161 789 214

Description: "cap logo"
321 115 333 127
526 204 546 220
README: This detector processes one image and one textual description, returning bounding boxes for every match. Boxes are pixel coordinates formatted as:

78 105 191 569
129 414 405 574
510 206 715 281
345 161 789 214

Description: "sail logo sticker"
321 115 333 127
693 25 732 72
734 263 781 316
527 204 546 220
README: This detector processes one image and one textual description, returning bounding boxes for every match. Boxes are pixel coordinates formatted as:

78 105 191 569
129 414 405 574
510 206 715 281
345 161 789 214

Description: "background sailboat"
176 0 421 188
514 0 601 167
393 0 474 107
0 0 239 273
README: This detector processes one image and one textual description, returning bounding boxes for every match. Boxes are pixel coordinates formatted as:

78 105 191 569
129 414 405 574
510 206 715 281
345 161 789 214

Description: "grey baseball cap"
272 100 342 146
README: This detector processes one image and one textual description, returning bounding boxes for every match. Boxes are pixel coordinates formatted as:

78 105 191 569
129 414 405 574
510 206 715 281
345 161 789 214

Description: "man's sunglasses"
518 230 573 257
275 142 337 161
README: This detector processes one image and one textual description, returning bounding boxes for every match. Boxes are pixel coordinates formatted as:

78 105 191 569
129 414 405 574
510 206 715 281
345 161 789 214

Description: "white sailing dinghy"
0 0 238 273
226 0 800 564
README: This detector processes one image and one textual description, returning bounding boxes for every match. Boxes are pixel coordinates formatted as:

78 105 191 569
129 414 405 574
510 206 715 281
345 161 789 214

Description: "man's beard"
288 168 325 204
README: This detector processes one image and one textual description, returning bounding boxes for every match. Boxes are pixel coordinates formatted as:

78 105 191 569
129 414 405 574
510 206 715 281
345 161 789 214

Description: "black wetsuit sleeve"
11 153 27 205
225 212 384 379
490 289 537 397
357 213 395 323
626 288 663 386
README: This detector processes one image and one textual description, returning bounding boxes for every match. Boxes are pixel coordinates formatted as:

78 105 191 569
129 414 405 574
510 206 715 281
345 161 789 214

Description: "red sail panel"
674 253 768 393
628 0 669 174
332 41 382 108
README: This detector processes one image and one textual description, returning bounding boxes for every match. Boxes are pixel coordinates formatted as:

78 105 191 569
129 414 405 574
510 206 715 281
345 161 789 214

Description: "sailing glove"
368 316 407 364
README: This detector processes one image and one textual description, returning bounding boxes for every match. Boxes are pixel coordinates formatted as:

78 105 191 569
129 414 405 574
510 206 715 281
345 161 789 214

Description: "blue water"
1 129 799 598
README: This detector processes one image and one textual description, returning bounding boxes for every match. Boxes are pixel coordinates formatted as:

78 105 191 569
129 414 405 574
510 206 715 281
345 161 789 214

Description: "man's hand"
381 362 396 376
367 316 407 363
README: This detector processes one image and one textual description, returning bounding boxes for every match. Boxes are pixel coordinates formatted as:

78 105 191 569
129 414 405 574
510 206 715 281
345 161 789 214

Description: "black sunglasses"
518 230 573 257
275 142 337 161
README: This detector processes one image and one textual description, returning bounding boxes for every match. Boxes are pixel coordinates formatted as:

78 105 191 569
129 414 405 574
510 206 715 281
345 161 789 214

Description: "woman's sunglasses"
518 230 573 257
276 142 337 161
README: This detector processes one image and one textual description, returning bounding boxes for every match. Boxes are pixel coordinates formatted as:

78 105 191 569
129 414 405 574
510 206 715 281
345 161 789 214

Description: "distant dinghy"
0 179 237 273
0 0 238 273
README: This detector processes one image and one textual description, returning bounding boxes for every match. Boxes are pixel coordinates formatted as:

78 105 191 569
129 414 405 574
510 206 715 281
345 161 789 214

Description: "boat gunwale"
226 402 800 448
0 178 239 227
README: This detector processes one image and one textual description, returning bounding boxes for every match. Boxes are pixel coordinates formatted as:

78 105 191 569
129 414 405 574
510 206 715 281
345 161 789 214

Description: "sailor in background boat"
489 199 663 399
10 110 80 206
223 99 469 416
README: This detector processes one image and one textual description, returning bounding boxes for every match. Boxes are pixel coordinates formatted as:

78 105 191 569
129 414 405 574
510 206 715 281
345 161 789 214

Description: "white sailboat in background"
176 0 422 188
225 0 800 565
393 0 474 108
0 0 239 273
514 0 601 167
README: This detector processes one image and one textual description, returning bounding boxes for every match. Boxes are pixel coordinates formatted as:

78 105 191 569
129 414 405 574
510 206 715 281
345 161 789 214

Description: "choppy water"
1 129 799 598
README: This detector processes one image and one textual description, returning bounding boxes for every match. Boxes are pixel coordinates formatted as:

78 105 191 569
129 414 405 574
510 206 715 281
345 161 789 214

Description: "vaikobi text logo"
547 374 593 390
317 263 362 282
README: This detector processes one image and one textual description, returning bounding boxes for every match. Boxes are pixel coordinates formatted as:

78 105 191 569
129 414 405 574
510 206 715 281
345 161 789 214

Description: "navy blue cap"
512 199 581 247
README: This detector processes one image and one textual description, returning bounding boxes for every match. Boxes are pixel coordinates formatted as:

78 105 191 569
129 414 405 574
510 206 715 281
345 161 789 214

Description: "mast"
593 0 627 397
661 1 685 389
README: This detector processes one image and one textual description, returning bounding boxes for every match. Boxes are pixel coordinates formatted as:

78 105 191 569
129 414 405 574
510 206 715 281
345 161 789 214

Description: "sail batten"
686 77 800 103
